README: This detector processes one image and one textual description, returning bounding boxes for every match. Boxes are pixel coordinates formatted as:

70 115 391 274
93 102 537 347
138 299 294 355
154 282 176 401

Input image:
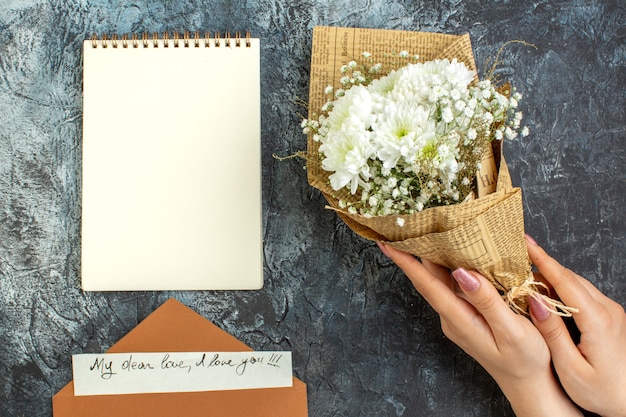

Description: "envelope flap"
108 298 249 353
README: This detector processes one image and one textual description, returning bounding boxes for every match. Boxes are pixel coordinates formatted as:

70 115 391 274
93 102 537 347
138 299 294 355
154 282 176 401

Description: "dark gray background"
0 1 624 416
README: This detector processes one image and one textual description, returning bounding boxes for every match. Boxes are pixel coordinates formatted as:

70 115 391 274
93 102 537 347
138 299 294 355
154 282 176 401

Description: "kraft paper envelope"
52 299 308 416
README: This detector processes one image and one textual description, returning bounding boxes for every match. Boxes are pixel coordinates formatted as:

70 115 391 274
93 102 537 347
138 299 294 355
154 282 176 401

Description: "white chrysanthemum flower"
369 68 401 96
373 103 436 169
323 85 373 132
319 128 376 194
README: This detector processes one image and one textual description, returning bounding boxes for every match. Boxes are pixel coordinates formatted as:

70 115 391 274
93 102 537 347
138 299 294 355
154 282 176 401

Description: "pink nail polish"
451 268 480 292
528 295 550 321
524 233 538 245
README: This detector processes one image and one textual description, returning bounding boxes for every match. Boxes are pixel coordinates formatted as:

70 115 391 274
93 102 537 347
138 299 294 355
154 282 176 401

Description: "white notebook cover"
81 35 262 291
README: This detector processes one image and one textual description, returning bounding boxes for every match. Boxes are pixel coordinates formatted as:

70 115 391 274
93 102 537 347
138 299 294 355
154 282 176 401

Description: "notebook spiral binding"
90 31 251 49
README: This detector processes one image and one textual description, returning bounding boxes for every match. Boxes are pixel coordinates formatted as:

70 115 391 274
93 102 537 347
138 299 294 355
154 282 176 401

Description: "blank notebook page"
81 34 262 290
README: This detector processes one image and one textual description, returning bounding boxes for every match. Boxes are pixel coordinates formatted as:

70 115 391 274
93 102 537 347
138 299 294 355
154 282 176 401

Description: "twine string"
504 271 579 317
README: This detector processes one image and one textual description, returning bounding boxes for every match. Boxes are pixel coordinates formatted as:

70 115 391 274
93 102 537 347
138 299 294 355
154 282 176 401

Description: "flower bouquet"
303 26 575 315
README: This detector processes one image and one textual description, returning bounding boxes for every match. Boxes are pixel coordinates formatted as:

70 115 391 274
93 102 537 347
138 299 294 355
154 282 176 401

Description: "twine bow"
505 271 579 317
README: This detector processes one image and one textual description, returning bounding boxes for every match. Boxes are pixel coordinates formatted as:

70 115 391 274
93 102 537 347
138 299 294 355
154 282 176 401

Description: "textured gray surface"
0 1 624 416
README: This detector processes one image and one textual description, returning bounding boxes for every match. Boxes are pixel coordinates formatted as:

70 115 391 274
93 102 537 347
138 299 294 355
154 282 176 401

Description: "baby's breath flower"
467 128 477 140
521 126 530 137
504 126 517 139
369 63 382 73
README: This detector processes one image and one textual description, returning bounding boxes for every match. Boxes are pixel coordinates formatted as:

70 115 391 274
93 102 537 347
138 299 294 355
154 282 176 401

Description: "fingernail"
377 241 391 258
451 268 480 292
528 295 550 321
524 234 538 245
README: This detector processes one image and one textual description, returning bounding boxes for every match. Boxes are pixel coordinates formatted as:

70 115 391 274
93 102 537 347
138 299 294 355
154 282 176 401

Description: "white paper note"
72 351 293 396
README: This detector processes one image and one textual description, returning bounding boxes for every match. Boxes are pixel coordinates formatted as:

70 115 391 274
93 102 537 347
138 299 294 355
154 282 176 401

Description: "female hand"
377 242 582 417
526 235 626 417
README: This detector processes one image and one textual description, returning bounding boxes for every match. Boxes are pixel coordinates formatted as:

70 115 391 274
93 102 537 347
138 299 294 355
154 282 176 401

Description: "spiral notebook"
81 32 262 291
